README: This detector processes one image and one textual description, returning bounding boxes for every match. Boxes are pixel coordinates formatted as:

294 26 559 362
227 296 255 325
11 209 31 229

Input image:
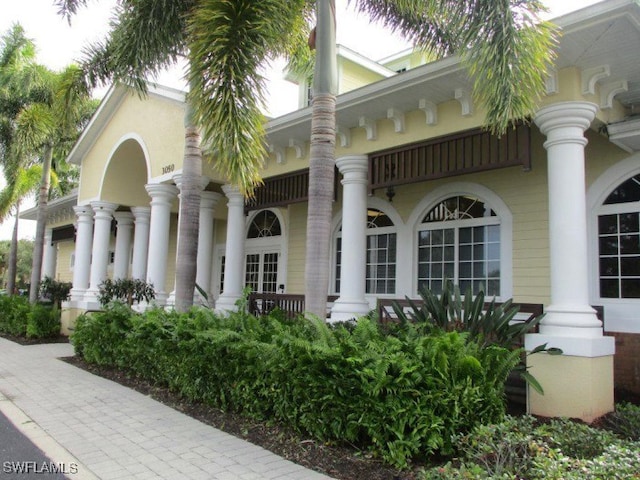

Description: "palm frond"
187 0 310 194
78 0 193 93
354 0 557 135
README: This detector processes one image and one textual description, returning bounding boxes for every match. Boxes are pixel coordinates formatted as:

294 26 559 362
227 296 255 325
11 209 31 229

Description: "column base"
539 304 603 337
82 288 101 304
525 333 615 423
69 288 87 302
215 294 241 315
330 298 370 322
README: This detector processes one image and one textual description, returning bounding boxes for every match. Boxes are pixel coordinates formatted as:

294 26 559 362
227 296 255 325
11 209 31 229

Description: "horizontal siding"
286 203 307 294
56 241 75 284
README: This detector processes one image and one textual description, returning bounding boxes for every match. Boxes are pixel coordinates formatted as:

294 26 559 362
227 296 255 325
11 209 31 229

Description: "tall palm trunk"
305 0 337 318
29 144 52 304
174 101 202 313
6 204 20 295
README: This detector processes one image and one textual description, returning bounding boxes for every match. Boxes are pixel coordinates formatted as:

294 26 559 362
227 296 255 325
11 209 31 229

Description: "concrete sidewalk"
0 337 333 480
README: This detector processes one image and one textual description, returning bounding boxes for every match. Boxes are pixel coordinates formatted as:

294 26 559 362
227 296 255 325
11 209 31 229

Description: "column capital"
89 200 118 219
113 211 134 226
173 174 210 191
145 183 179 205
201 191 223 211
336 154 368 173
131 206 151 219
534 101 598 148
222 184 245 207
73 204 93 219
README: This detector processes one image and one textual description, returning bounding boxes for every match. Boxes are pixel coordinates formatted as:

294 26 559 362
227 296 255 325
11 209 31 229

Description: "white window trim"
331 197 404 302
587 153 640 333
244 208 288 293
407 182 513 300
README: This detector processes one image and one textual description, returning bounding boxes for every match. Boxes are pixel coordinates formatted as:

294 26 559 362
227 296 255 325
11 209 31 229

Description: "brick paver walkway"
0 337 333 480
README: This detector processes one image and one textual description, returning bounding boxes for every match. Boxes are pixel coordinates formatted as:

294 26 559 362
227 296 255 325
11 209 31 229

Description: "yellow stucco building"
23 0 640 421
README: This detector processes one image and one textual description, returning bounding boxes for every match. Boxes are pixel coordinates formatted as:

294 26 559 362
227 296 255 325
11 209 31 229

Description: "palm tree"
0 24 47 296
57 0 555 317
9 63 97 304
0 165 43 293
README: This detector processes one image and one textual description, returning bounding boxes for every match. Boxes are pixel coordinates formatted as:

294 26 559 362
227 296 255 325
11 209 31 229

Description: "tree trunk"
174 102 202 313
304 0 337 319
6 205 20 296
29 144 53 304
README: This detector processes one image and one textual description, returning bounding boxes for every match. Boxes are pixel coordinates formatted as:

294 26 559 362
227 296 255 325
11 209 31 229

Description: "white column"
113 211 134 280
196 191 223 303
131 207 151 280
525 102 614 421
167 174 209 305
86 201 118 301
215 185 246 313
42 228 57 280
532 101 605 339
145 184 178 304
331 155 370 321
70 205 93 301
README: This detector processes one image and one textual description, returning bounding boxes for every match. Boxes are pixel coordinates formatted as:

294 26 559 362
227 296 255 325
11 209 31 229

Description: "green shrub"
72 306 520 468
71 302 135 365
391 281 561 394
421 414 640 480
26 304 60 338
39 277 72 309
0 295 31 336
97 278 155 307
603 401 640 441
536 418 616 459
529 442 640 479
450 415 541 478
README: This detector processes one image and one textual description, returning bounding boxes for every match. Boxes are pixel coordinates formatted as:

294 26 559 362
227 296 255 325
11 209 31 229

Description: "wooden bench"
248 293 339 319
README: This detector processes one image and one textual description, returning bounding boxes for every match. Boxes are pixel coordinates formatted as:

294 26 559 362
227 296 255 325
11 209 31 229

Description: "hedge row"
0 295 61 339
71 304 521 467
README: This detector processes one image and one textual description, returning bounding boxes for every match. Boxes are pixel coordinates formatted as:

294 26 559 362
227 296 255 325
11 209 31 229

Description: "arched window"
245 210 283 293
335 208 397 294
417 195 500 296
247 210 281 238
597 173 640 299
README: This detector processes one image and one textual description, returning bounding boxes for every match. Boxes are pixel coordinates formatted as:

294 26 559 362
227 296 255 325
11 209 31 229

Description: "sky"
0 0 604 241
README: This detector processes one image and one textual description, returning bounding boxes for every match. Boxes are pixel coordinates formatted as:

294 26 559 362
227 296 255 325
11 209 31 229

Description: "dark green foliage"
603 402 640 441
392 281 540 348
71 306 520 467
97 278 155 307
39 276 71 308
0 294 59 338
71 302 135 365
0 294 31 336
392 281 561 394
26 303 61 338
